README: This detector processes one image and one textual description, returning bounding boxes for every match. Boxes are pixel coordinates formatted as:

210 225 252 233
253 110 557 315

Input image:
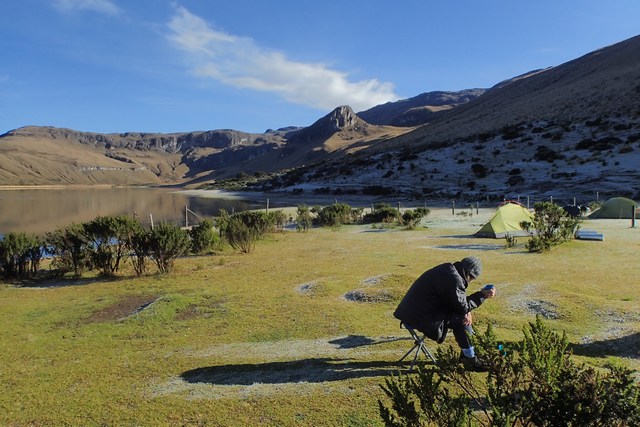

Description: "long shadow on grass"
570 332 640 359
182 358 403 385
328 335 406 349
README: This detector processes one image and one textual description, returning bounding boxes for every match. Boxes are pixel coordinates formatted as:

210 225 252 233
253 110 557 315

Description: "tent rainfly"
588 197 639 219
475 201 534 238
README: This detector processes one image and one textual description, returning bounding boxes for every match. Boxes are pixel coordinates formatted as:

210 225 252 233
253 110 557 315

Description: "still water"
0 187 280 235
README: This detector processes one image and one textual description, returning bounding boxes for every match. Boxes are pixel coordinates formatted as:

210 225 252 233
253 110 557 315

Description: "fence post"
632 205 636 228
266 198 269 213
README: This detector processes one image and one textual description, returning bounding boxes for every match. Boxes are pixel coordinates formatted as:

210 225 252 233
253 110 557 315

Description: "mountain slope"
357 89 485 127
275 34 640 202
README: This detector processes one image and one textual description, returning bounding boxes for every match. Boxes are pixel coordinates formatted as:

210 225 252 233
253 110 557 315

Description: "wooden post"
632 205 636 228
452 200 455 215
185 205 188 228
476 202 479 215
550 195 553 204
397 201 401 212
149 213 154 230
573 197 576 206
527 196 530 209
266 199 269 213
596 192 599 201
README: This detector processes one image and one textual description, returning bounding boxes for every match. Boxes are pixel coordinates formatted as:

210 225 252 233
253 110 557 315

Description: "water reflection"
0 187 275 235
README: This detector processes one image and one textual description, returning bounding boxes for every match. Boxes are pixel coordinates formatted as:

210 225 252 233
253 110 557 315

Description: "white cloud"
167 5 399 112
54 0 121 16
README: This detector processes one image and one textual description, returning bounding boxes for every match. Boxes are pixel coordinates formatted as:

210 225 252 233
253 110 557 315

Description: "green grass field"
1 209 638 426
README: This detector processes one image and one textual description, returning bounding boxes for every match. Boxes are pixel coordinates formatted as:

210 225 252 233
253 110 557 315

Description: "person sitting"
393 256 496 371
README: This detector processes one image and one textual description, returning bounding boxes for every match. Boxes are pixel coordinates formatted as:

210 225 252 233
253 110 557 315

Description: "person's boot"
459 351 489 372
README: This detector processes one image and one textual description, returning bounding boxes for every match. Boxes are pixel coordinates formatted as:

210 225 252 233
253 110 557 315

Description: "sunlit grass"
1 211 638 425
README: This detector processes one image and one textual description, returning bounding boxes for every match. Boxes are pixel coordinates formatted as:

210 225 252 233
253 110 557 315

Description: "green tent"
588 197 639 219
475 201 534 238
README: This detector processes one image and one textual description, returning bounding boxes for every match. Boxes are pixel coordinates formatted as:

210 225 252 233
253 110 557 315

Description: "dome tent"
475 201 534 238
588 197 638 219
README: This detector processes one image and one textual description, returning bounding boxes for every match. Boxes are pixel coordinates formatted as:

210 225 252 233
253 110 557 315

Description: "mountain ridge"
2 33 640 201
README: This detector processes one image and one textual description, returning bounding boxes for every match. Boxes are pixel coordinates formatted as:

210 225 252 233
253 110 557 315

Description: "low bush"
147 223 190 273
0 232 44 279
378 316 640 426
520 202 580 252
189 218 219 254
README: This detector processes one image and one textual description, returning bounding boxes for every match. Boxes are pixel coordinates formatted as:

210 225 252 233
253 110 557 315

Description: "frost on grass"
295 280 322 295
151 335 406 400
342 274 412 303
507 284 560 319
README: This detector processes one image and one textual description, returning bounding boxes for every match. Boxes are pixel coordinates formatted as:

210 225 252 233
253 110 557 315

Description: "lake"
0 187 283 235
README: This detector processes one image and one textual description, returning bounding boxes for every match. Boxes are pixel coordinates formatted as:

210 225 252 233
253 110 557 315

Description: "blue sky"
1 1 639 135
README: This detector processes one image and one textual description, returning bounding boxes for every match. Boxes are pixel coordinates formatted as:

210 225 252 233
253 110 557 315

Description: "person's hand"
463 312 473 326
482 287 497 299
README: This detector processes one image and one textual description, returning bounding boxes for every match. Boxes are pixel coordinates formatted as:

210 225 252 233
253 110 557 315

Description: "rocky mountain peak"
286 105 369 144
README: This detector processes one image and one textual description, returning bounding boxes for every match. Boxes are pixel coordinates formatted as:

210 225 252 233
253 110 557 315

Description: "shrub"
147 223 190 273
520 202 580 252
0 232 44 279
83 215 141 276
216 210 268 253
315 203 356 228
471 163 488 178
46 223 92 277
378 316 640 427
296 205 313 232
129 227 150 277
189 218 219 254
401 208 430 229
363 203 400 224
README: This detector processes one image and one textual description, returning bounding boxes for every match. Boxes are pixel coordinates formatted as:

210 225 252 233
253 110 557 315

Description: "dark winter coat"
393 262 485 343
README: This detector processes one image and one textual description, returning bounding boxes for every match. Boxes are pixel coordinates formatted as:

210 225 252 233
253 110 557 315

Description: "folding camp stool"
398 322 436 371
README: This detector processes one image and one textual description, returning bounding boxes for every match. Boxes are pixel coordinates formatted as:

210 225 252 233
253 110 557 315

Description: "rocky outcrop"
286 105 369 143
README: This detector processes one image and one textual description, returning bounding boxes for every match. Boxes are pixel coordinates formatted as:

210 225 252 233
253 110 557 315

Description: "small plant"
520 202 580 253
504 233 517 248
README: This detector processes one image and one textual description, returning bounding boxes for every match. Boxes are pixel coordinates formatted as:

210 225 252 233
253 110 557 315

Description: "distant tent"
475 201 534 238
588 197 638 219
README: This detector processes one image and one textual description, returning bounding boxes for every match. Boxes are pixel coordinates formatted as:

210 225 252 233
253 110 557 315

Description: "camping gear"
589 197 638 219
398 322 436 371
576 229 605 241
475 201 534 238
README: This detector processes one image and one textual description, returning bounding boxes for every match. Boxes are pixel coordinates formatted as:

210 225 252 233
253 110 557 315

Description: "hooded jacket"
393 261 485 343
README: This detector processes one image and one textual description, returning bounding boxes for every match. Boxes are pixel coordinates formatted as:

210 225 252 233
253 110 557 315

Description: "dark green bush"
315 203 357 227
217 210 262 254
147 223 190 273
520 202 580 253
401 208 430 229
378 316 640 427
189 218 219 254
46 223 91 277
82 215 141 276
0 232 44 279
363 203 400 224
296 205 313 232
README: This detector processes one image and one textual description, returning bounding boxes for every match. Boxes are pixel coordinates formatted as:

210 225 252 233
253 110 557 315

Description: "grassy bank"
1 209 638 426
